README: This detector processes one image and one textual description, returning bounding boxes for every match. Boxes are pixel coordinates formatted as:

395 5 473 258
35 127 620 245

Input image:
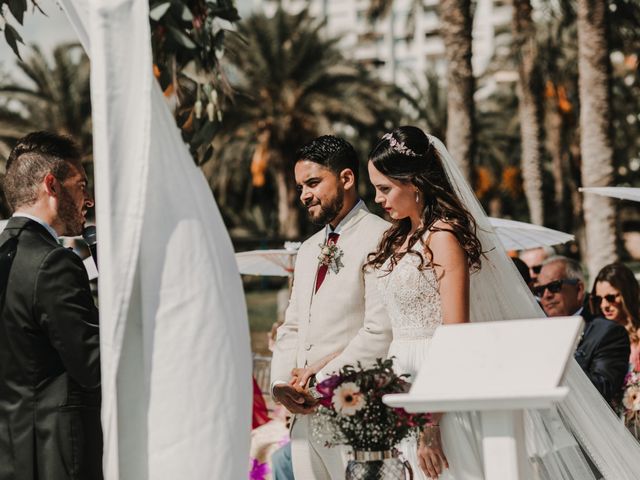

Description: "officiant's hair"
365 126 482 273
296 135 359 182
4 131 82 211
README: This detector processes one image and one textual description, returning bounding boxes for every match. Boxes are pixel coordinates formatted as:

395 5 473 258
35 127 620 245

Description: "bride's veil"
428 134 640 479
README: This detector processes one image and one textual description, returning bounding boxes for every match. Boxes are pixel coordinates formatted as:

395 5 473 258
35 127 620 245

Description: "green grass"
245 290 278 332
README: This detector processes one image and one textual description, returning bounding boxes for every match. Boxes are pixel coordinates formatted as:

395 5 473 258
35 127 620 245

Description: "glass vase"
345 449 412 480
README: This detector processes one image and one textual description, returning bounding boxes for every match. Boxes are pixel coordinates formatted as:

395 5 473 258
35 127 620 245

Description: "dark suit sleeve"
583 324 630 403
34 248 100 389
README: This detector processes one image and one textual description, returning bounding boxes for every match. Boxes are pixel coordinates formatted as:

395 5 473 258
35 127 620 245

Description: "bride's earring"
415 190 420 204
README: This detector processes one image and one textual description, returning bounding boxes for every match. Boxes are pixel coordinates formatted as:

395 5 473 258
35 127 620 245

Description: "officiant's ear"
339 168 356 190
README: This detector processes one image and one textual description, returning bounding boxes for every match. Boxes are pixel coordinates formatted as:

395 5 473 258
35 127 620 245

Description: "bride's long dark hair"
365 126 482 273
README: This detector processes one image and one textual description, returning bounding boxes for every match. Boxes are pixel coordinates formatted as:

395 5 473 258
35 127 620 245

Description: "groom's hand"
273 384 318 415
291 367 314 388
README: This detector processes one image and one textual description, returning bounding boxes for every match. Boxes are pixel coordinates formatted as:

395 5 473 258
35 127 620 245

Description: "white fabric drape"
57 1 252 478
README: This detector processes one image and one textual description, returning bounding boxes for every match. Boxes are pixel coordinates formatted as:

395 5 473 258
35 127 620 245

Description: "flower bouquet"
311 358 429 479
622 370 640 440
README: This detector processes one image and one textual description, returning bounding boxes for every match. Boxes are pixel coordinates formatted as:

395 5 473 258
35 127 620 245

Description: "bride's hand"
290 351 341 387
417 425 449 479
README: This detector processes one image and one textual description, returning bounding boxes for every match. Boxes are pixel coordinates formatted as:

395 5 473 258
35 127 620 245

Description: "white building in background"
257 0 514 92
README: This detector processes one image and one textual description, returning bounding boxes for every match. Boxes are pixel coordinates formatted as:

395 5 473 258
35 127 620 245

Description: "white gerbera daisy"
332 382 366 416
623 385 640 411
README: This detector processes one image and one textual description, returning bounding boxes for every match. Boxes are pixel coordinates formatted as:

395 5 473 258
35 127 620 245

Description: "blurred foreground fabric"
57 1 252 478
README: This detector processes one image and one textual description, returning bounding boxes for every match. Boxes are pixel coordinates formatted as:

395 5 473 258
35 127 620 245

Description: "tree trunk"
512 0 544 225
273 168 300 239
439 0 475 183
577 0 618 281
544 90 582 232
545 97 566 230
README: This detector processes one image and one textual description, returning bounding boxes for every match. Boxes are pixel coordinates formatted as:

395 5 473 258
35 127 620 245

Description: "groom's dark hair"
296 136 359 182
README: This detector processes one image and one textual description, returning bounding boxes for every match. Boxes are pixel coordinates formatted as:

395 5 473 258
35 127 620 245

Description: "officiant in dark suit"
537 256 629 406
0 132 101 480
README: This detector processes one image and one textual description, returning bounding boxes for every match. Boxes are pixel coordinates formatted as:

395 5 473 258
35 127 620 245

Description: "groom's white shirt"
270 200 392 479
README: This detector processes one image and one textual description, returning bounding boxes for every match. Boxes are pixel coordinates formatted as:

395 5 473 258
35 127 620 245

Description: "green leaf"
149 2 171 21
8 0 28 25
191 120 217 151
180 4 194 22
168 26 196 49
4 23 23 60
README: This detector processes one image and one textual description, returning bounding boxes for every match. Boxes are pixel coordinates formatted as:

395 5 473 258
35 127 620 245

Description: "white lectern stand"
383 317 583 480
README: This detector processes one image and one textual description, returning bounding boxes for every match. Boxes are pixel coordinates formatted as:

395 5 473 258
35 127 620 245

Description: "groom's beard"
306 189 344 226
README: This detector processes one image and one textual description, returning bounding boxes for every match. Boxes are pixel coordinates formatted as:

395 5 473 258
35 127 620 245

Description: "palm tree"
537 3 581 235
365 0 476 181
217 9 399 238
576 0 618 278
0 43 92 158
439 0 476 183
402 69 447 142
0 43 91 217
511 0 544 225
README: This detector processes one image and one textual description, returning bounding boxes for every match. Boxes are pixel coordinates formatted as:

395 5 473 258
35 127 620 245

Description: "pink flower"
249 458 270 480
316 375 343 408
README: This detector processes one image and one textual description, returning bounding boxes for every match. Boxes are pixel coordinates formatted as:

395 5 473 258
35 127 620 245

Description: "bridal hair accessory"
382 133 419 157
318 241 344 274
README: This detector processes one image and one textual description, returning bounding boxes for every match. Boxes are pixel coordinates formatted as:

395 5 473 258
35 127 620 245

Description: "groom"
271 136 391 479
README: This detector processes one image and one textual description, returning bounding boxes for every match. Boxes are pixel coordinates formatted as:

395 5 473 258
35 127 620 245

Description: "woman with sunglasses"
591 263 640 439
591 263 640 371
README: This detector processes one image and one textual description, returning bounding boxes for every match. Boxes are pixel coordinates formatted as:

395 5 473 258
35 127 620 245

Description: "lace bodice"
377 252 443 341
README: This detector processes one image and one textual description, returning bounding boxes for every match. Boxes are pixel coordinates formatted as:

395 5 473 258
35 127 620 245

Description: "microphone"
82 225 98 269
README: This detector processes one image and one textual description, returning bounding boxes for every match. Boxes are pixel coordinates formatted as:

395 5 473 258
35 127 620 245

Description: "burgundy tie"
315 232 340 293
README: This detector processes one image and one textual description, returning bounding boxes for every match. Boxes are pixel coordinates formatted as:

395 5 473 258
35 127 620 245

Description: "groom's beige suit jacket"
271 202 392 479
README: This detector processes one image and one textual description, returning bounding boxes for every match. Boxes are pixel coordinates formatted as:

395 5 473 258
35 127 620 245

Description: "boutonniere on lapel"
318 241 344 274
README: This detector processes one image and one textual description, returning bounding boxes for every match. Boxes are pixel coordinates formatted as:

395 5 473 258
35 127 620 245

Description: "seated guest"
591 264 640 434
590 263 640 372
271 442 294 480
536 256 629 405
512 257 533 291
520 246 554 285
535 256 588 318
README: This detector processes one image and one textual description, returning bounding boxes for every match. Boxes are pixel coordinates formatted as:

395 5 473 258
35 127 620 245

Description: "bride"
363 126 640 479
365 126 485 479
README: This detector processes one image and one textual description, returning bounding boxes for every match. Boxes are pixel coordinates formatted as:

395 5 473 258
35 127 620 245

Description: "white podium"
383 317 583 480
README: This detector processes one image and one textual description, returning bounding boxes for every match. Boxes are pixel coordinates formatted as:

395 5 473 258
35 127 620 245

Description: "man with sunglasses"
520 246 554 285
537 256 629 405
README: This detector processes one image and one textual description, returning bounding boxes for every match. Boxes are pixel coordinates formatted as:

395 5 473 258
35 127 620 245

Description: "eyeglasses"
591 293 621 306
530 264 543 274
532 279 579 297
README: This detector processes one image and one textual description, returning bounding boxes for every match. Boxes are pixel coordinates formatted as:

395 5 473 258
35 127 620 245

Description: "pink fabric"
630 341 640 372
252 377 269 430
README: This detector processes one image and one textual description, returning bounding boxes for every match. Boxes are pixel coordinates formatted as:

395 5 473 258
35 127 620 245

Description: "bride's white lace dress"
378 248 485 479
